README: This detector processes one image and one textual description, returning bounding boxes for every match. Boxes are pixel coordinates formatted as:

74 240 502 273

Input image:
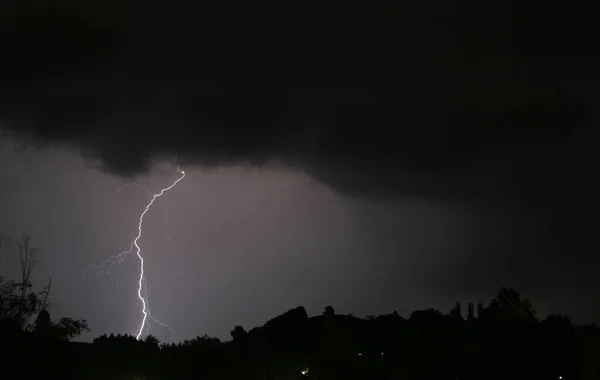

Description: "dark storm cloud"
1 2 598 207
1 1 600 337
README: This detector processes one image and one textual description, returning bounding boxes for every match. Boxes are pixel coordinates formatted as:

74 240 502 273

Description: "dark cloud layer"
1 2 598 206
1 2 600 335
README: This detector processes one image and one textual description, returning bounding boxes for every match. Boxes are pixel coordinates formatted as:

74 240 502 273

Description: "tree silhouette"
449 302 463 320
323 305 335 316
54 316 90 340
477 301 485 319
231 325 248 342
145 334 160 346
17 234 39 325
467 302 475 321
409 308 443 322
0 234 88 339
33 308 52 335
487 287 536 322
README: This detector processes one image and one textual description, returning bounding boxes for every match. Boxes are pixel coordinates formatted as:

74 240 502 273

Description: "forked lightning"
83 167 186 339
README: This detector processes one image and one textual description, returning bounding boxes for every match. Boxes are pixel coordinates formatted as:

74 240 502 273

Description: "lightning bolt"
81 166 186 340
132 166 185 339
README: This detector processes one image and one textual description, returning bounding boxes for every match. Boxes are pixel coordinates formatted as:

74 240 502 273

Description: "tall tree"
477 301 485 320
40 277 51 311
467 302 475 321
17 234 39 323
324 305 335 316
487 287 536 322
449 302 463 320
231 325 248 342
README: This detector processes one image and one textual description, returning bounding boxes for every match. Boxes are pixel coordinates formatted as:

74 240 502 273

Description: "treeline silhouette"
1 235 599 379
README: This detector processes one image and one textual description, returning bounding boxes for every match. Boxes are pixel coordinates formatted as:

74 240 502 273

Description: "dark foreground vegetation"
1 235 599 379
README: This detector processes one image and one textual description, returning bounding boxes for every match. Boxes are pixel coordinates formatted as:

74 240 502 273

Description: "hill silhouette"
1 236 599 379
3 289 600 379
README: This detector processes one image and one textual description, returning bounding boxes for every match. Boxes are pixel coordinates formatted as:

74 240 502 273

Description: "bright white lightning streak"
80 167 185 340
133 167 185 340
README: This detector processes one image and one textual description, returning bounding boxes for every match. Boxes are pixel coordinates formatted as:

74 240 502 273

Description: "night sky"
1 2 599 342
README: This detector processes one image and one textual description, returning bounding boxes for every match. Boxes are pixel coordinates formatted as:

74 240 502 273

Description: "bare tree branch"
41 277 52 311
17 234 39 322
